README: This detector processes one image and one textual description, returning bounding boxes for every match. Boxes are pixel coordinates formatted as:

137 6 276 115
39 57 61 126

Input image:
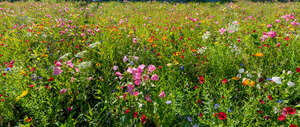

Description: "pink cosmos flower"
134 91 139 96
267 31 277 38
151 74 159 81
133 37 137 43
267 24 272 28
145 94 152 102
219 28 226 35
148 65 156 73
276 19 281 23
143 75 149 81
159 91 166 98
54 67 63 75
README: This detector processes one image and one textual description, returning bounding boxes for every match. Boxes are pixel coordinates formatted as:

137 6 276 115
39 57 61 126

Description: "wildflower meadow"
0 1 299 126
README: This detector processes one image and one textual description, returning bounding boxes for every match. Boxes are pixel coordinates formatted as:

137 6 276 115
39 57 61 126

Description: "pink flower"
276 19 281 23
133 37 137 43
219 28 226 35
116 72 122 77
267 31 277 38
261 34 269 41
148 65 156 73
151 74 159 81
66 60 74 68
159 91 166 98
278 114 286 121
60 88 67 94
267 24 272 28
123 56 128 63
134 80 141 85
67 106 73 112
128 84 135 95
138 64 145 70
113 66 118 71
127 67 133 73
75 68 79 72
134 91 139 96
71 77 75 82
54 67 63 75
88 77 93 81
55 61 62 67
145 94 152 102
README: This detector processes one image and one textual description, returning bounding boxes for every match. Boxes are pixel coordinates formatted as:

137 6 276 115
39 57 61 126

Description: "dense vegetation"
0 1 299 126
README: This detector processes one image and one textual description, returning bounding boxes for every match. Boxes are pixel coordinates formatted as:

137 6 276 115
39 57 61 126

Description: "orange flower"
232 77 240 80
249 81 255 87
162 36 167 41
148 37 154 43
242 79 249 86
25 117 32 122
253 53 264 57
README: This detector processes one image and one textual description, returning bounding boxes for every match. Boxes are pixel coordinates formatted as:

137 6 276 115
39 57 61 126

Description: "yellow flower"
16 90 29 101
253 53 264 57
96 63 101 67
148 37 154 43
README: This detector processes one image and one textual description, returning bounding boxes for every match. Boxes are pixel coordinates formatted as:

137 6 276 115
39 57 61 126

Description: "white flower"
287 71 292 74
88 42 101 48
59 52 71 60
77 61 92 70
239 68 245 73
272 77 282 84
287 81 295 87
75 51 87 58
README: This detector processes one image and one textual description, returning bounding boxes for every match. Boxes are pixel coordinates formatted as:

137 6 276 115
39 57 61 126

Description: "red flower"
221 78 228 84
199 113 203 118
278 115 286 121
268 95 273 100
283 107 296 115
213 112 218 117
257 110 263 114
124 109 129 114
199 76 204 84
290 124 298 127
259 100 265 104
141 114 146 124
48 77 54 82
296 68 300 73
284 36 290 41
0 94 2 97
218 112 227 120
29 84 34 88
134 112 138 118
197 99 202 103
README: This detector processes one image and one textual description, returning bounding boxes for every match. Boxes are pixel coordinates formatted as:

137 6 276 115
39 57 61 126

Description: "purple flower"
166 100 172 104
123 56 128 63
113 66 118 71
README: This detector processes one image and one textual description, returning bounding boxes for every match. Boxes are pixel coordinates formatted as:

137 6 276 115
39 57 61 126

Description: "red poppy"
29 84 34 88
197 99 202 103
257 110 263 114
283 107 296 115
222 78 228 84
259 100 265 104
0 94 2 97
141 114 146 124
284 36 290 41
218 112 227 120
278 115 285 121
290 124 298 127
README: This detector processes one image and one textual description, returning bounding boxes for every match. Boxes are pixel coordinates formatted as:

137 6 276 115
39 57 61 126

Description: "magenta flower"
116 72 122 77
267 24 272 28
143 75 149 81
276 19 281 23
151 74 159 81
145 94 152 102
67 106 73 112
133 37 137 43
54 67 63 75
159 90 166 98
